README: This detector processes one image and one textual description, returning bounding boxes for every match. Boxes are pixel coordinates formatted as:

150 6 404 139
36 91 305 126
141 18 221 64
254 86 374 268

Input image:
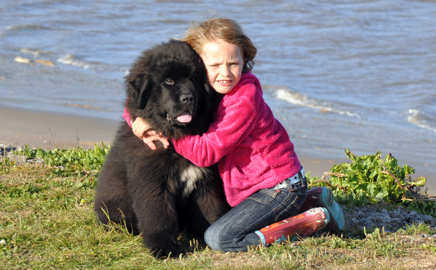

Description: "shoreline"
0 106 119 149
2 105 435 194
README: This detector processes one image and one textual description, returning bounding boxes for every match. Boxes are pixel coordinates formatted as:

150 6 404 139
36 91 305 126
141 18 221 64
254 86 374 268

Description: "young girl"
125 18 344 252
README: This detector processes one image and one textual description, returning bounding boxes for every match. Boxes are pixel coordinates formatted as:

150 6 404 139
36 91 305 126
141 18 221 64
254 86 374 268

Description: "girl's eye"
163 78 175 86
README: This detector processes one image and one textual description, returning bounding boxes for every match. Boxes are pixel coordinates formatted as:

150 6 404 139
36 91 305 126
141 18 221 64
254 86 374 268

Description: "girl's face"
200 39 243 94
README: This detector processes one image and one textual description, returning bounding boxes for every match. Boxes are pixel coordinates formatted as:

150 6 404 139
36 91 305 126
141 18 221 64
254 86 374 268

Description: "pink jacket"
171 73 301 206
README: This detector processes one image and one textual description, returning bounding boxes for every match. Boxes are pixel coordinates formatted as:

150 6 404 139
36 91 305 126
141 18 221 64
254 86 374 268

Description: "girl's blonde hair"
184 18 257 73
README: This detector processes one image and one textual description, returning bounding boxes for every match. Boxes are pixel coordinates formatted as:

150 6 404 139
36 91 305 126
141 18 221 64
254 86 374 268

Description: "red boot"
254 207 329 245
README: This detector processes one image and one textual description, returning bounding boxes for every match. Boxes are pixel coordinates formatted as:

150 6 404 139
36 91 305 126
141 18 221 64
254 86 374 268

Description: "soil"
343 204 436 235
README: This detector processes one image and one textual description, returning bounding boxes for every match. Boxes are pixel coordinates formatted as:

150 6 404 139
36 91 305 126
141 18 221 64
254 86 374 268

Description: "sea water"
0 0 435 184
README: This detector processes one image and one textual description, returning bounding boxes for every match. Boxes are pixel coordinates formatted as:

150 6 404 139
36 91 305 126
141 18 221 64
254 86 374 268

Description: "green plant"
0 157 15 174
17 144 110 177
309 149 435 216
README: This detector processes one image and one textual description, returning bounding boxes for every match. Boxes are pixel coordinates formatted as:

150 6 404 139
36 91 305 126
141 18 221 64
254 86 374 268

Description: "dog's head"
125 40 220 139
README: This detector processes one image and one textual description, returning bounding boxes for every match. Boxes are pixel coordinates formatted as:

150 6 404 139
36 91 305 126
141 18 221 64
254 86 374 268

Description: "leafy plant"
16 143 110 177
309 149 435 216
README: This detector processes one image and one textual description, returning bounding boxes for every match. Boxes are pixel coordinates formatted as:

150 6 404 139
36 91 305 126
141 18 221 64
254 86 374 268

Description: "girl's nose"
220 65 231 75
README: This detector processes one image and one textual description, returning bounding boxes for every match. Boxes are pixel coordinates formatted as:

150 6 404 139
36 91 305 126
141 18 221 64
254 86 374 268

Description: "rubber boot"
254 207 329 246
300 187 345 233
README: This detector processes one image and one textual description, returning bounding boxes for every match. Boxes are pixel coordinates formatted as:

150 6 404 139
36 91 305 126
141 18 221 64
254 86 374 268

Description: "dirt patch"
343 204 436 234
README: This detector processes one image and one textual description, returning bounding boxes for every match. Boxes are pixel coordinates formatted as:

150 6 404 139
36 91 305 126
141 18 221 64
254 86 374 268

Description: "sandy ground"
0 106 119 149
1 105 435 194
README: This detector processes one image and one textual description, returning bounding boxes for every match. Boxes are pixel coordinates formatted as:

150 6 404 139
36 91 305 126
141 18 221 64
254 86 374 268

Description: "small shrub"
308 149 435 216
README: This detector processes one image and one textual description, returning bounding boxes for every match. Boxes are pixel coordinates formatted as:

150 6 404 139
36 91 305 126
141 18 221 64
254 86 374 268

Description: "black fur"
94 40 229 258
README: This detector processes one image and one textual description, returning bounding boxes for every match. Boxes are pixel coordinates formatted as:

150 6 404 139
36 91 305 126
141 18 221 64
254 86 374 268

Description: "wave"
6 24 52 32
57 54 91 69
20 48 51 57
275 88 360 118
408 109 436 133
63 102 106 112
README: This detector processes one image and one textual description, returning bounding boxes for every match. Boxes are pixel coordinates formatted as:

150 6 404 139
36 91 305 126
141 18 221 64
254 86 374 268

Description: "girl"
125 18 344 252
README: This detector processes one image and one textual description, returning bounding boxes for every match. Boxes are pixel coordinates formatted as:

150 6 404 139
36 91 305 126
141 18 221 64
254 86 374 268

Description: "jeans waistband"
272 168 307 192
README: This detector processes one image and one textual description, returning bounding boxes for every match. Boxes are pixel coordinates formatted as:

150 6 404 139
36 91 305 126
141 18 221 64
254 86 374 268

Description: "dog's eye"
163 78 175 86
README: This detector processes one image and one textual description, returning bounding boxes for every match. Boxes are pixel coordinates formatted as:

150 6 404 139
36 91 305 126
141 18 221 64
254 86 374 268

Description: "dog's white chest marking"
180 165 206 195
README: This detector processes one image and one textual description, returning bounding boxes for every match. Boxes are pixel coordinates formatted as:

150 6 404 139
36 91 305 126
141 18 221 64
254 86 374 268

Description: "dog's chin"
173 120 194 129
167 118 196 139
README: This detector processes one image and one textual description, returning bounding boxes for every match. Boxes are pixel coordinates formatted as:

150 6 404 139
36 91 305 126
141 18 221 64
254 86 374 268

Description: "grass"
0 146 435 269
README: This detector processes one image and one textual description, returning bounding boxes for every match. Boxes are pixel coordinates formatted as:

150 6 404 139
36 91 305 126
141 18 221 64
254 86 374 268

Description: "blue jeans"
204 181 307 252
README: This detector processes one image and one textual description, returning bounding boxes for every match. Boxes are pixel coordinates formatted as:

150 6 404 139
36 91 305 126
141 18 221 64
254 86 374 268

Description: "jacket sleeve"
172 83 258 167
123 107 132 128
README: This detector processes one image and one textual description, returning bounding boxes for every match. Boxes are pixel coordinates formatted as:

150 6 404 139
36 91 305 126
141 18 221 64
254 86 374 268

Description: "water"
1 0 435 184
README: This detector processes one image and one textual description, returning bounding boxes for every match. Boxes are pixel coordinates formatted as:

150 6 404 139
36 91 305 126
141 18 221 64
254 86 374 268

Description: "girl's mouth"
217 80 232 86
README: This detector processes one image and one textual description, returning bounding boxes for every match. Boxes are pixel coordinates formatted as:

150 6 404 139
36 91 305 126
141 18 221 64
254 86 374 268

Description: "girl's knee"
204 224 223 251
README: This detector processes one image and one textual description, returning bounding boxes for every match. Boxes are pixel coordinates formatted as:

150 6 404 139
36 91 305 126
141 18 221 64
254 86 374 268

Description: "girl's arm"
172 84 258 167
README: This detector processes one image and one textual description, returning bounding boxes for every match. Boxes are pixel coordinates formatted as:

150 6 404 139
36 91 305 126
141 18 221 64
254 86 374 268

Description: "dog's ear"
204 82 212 94
205 83 223 110
127 73 152 109
204 82 222 100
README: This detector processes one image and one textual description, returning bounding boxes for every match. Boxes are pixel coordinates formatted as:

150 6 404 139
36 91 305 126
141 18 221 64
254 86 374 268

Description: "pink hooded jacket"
123 73 301 206
171 73 301 206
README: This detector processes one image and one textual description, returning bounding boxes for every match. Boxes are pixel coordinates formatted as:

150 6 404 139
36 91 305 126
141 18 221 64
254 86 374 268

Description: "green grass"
0 146 435 269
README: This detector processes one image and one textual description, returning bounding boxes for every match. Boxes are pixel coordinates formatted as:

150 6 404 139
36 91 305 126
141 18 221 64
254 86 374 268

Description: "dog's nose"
180 94 194 104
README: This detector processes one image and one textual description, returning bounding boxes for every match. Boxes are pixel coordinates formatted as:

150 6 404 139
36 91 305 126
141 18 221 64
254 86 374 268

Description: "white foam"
275 88 360 118
408 109 436 133
6 24 51 31
20 48 47 57
57 54 90 69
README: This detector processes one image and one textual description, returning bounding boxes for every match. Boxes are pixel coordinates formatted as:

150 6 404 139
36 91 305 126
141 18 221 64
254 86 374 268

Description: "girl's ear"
127 73 152 109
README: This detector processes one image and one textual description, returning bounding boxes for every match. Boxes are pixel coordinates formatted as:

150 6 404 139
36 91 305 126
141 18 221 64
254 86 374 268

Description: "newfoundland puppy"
94 40 229 258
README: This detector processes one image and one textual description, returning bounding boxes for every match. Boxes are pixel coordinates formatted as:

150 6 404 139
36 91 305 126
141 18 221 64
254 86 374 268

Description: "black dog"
94 40 229 258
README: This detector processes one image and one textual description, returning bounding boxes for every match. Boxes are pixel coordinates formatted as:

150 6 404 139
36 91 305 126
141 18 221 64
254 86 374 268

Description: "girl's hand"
131 117 170 150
